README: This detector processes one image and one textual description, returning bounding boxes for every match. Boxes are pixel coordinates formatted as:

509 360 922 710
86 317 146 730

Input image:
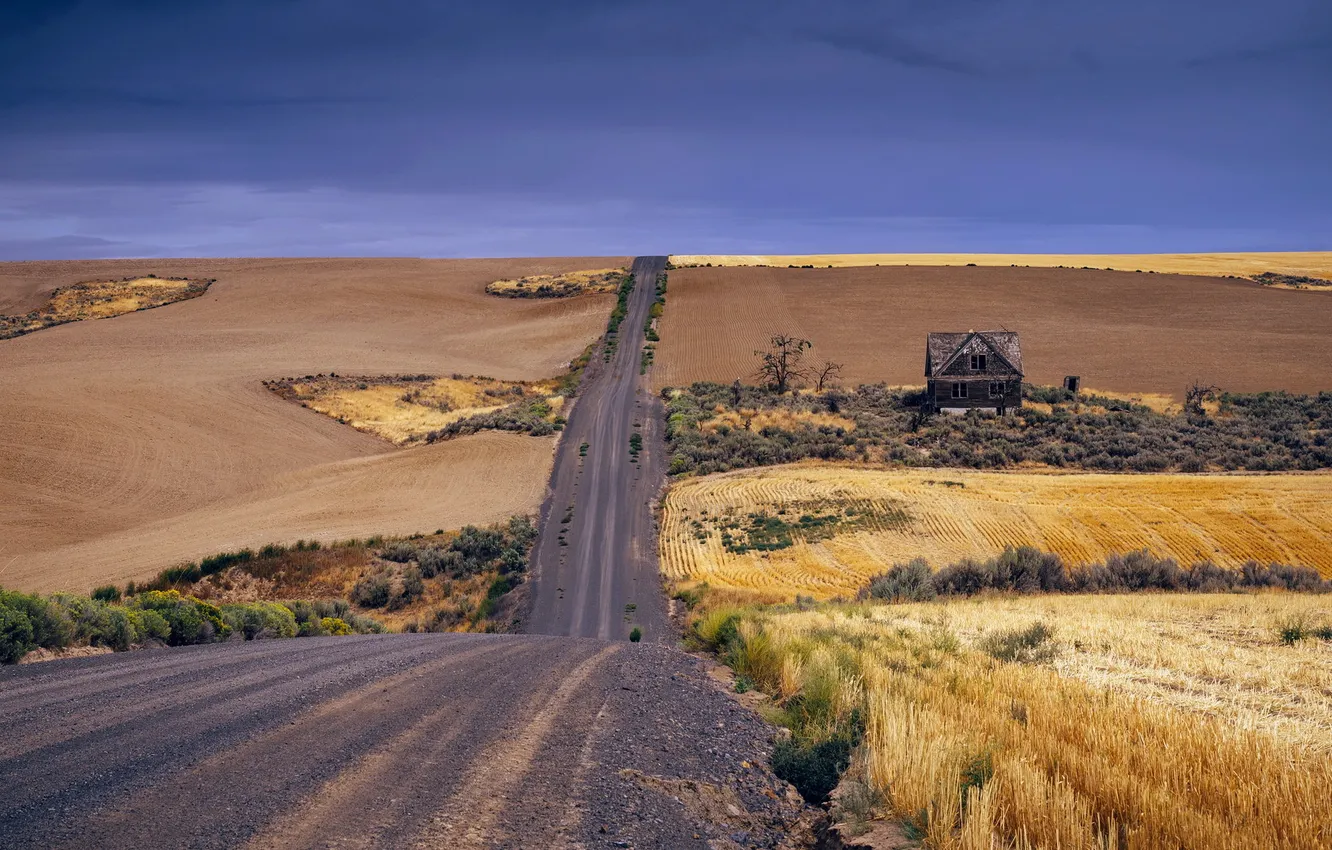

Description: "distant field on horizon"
0 256 625 593
670 251 1332 279
661 465 1332 599
652 264 1332 397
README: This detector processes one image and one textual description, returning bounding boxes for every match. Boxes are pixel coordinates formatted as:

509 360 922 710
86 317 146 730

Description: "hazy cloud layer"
1 0 1328 257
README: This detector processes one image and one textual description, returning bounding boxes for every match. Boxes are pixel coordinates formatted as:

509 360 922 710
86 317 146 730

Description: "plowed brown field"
0 257 625 593
652 264 1332 396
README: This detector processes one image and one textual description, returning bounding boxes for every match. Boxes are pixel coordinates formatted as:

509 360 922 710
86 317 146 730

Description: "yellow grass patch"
670 252 1332 281
700 407 857 434
878 593 1332 752
486 267 626 298
266 374 563 445
734 601 1332 848
0 276 212 339
661 465 1332 598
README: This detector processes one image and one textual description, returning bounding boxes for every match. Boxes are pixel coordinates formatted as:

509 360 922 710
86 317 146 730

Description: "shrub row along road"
526 255 671 640
0 634 808 848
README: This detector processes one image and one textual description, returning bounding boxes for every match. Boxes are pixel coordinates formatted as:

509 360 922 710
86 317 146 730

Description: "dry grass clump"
714 599 1332 849
701 407 858 434
661 466 1332 598
264 373 564 445
486 267 625 298
669 252 1332 280
0 275 212 339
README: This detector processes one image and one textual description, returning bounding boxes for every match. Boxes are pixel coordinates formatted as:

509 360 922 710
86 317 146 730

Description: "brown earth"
0 257 625 593
652 264 1332 397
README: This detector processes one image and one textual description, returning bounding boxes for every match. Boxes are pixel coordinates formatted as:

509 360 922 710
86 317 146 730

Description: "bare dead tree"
753 333 812 393
814 360 844 392
1185 381 1221 422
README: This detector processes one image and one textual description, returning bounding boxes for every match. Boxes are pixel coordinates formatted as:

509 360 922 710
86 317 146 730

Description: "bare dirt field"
0 257 625 593
671 251 1332 279
652 264 1332 396
662 465 1332 598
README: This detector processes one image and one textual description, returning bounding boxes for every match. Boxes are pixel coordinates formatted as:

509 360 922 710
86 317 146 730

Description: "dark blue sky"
1 1 1329 259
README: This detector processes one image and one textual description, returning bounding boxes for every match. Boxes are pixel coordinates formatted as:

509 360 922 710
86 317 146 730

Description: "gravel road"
0 634 811 849
526 256 671 641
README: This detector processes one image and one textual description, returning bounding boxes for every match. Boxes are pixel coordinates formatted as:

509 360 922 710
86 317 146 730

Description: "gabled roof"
925 331 1023 377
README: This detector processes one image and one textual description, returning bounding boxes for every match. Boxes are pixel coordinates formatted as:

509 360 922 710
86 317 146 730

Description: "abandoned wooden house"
924 330 1024 413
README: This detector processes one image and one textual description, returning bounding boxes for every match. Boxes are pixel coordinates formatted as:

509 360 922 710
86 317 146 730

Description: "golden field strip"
265 374 564 445
727 598 1332 849
662 465 1332 597
670 251 1332 279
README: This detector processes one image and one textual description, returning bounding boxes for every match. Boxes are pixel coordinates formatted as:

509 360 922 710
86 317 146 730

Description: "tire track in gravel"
244 640 615 850
408 643 620 849
46 639 532 850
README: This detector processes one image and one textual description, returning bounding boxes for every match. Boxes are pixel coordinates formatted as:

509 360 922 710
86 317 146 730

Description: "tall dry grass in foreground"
716 599 1332 849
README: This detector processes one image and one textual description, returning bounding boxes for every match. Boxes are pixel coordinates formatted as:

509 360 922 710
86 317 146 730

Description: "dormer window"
970 353 987 371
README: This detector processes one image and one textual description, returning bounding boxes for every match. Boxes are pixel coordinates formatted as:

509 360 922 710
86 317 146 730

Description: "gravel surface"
0 634 814 849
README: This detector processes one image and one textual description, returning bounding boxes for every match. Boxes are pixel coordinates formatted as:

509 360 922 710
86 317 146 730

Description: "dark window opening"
970 353 987 370
989 381 1005 398
951 382 968 399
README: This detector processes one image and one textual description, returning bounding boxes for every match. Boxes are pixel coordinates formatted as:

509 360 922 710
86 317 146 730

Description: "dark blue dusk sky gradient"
1 1 1329 259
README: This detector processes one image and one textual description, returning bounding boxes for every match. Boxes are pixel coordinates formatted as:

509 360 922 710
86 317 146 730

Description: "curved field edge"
0 275 214 340
669 251 1332 280
660 464 1332 598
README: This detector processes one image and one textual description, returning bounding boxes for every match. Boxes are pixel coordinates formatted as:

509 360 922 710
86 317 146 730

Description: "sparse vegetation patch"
0 275 214 340
485 267 627 298
264 373 566 444
1251 271 1332 288
75 516 539 640
664 381 1332 475
0 585 383 665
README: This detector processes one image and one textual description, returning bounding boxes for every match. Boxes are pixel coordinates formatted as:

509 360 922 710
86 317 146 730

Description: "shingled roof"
925 331 1023 377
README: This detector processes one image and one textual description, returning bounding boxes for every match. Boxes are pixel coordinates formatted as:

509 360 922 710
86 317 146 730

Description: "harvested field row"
670 251 1332 280
661 465 1332 598
0 256 622 593
651 264 1332 397
876 593 1332 752
2 432 556 594
715 598 1332 848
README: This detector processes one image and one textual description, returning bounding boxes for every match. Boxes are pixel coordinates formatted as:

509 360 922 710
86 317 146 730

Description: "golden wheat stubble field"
661 465 1332 598
651 264 1332 396
0 256 625 593
670 250 1332 279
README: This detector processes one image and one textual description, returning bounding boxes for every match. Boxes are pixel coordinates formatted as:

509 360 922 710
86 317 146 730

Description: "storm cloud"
1 0 1328 258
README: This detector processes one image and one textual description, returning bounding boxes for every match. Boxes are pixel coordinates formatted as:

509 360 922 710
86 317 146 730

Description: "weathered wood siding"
928 379 1023 410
